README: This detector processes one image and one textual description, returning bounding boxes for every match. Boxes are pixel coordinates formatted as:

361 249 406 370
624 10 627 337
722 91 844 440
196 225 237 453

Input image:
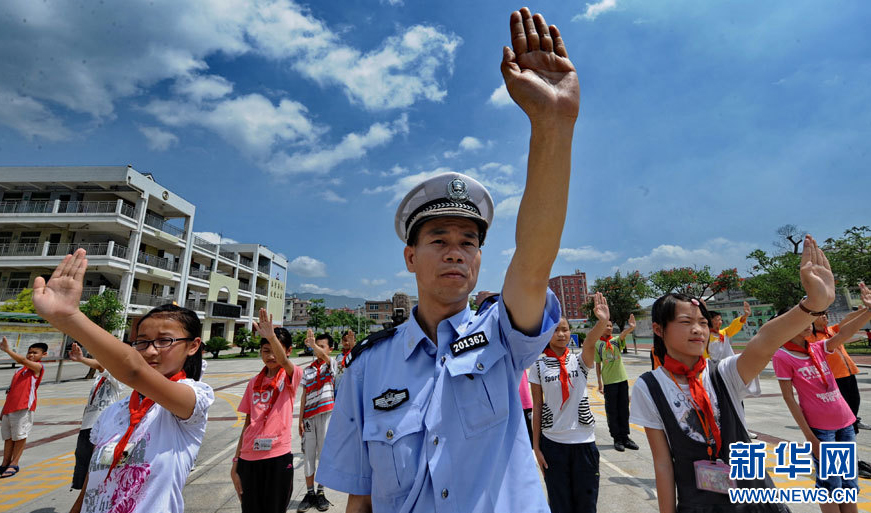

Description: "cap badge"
447 178 469 201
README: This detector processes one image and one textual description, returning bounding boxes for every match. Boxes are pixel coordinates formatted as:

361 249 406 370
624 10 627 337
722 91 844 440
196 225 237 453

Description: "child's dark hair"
28 342 49 353
651 293 712 364
264 328 293 350
708 310 721 319
139 304 204 381
315 333 334 348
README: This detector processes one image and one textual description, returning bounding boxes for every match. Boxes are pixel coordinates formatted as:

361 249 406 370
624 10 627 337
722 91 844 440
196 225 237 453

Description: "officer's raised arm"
500 7 579 334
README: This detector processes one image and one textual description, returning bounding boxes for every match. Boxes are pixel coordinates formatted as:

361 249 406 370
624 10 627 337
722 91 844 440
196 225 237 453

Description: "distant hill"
286 292 368 310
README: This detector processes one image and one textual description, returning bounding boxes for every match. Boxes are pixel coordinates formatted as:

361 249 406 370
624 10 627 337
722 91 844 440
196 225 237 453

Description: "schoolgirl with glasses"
32 249 213 513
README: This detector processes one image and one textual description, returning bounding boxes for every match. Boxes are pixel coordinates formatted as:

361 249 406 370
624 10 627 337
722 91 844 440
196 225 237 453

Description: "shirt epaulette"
476 294 500 315
344 328 397 369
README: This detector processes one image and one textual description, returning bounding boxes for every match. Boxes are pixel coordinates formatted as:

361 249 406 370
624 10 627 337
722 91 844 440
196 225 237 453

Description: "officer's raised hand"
501 7 579 124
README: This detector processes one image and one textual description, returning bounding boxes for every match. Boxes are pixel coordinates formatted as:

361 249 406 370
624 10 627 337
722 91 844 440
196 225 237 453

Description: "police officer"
316 7 579 513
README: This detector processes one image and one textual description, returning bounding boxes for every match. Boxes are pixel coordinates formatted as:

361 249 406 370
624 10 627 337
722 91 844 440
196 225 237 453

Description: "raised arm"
32 250 198 420
825 283 871 352
583 293 610 368
736 236 836 384
305 328 331 363
500 8 580 334
0 337 43 374
722 302 750 338
253 308 294 375
68 342 105 372
618 314 636 341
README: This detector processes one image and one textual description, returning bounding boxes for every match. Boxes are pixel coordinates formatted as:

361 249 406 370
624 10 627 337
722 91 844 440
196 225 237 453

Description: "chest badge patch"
373 388 410 411
450 331 489 356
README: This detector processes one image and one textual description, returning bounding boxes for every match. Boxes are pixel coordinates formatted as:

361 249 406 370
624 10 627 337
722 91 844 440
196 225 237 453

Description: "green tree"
742 249 803 311
245 333 262 354
584 271 649 331
0 288 36 314
824 226 871 287
79 290 127 333
307 299 328 332
648 266 742 301
204 336 230 359
234 327 252 355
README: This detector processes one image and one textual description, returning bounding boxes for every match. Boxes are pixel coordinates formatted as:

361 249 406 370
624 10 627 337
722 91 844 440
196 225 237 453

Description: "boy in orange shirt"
1 337 47 479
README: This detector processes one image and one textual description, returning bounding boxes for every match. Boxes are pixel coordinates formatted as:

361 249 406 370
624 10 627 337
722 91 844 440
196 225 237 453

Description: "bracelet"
232 457 239 463
798 298 827 316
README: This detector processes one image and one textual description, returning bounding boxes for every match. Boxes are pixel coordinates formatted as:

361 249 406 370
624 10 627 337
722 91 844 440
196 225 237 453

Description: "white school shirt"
83 379 214 513
81 370 124 430
528 350 595 444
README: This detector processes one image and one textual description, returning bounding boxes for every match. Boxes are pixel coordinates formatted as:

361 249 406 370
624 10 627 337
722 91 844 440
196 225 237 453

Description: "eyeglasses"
128 337 194 352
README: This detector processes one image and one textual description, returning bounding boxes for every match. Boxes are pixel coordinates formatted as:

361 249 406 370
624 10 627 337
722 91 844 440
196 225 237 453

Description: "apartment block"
0 166 286 341
548 269 589 320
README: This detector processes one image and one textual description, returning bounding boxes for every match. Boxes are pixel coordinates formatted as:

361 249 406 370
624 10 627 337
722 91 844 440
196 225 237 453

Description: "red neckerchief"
340 349 351 367
342 349 351 357
783 341 827 385
543 346 572 407
309 358 329 382
253 366 286 414
106 370 186 481
600 336 613 352
662 355 722 459
89 376 107 404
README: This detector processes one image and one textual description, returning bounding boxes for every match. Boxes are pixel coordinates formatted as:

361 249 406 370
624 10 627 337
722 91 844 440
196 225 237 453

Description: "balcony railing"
0 201 52 214
219 250 236 260
239 255 253 268
255 285 268 296
144 213 186 239
0 288 25 301
185 298 207 311
137 251 180 273
47 242 109 257
80 287 119 301
193 236 217 253
113 244 129 259
189 268 211 280
120 202 135 218
0 243 41 256
59 201 117 214
258 263 270 274
130 292 175 307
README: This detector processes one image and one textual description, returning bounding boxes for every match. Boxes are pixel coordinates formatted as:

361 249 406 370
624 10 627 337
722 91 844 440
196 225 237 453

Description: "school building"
0 166 286 341
548 269 589 320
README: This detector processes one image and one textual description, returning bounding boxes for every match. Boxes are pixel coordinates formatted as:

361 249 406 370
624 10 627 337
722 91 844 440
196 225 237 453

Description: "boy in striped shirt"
298 330 337 512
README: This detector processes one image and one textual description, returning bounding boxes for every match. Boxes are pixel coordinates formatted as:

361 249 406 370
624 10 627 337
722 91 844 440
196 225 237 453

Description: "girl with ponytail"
32 249 214 513
629 235 835 512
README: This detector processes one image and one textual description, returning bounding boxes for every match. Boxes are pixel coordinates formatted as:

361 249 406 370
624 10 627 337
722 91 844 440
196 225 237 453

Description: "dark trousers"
72 429 93 490
604 380 630 440
237 451 295 513
539 436 599 513
835 374 861 434
523 408 533 446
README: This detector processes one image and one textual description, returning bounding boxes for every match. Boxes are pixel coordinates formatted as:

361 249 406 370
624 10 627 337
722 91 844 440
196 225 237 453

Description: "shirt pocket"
447 344 510 438
362 406 423 499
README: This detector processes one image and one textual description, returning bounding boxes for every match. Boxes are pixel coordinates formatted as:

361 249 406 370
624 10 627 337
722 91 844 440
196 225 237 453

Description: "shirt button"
442 489 449 499
386 429 394 440
440 356 446 364
433 436 439 445
476 363 484 371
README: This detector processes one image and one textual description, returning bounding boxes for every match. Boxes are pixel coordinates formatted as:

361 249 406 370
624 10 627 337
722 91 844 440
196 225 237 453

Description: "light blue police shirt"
316 290 561 512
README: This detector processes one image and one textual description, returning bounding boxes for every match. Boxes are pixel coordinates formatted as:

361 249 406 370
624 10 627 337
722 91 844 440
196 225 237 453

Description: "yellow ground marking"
214 391 246 427
0 452 74 512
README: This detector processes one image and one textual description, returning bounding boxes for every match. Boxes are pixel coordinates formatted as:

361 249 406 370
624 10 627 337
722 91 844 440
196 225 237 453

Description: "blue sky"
1 0 869 300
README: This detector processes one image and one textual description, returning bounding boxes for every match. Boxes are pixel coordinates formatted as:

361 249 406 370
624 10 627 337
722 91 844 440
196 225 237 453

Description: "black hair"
138 304 204 381
651 293 712 364
315 332 334 348
708 310 722 319
28 342 49 353
342 329 354 338
406 217 487 247
263 327 293 351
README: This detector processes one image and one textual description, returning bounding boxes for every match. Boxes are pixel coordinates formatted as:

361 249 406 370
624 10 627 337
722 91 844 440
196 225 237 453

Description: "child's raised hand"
33 249 88 324
593 292 610 322
859 282 871 310
798 235 835 312
69 342 84 362
743 301 751 318
304 328 315 348
253 308 275 339
628 313 636 331
0 337 9 353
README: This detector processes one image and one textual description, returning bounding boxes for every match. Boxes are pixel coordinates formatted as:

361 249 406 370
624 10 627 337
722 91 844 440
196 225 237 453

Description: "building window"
8 272 31 290
20 231 41 245
369 314 378 319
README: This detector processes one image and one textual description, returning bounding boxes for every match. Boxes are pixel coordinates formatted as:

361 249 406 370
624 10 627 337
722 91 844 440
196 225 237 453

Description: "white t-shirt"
707 335 736 363
528 351 595 444
630 356 752 445
83 379 214 513
81 370 124 430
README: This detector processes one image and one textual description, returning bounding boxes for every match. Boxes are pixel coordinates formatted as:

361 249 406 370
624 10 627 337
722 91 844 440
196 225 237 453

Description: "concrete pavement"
1 352 870 512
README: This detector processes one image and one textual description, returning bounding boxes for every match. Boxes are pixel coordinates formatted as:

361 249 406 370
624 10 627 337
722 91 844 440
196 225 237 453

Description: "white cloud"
444 136 485 158
320 190 347 203
381 0 404 6
501 247 516 257
574 0 618 21
298 283 355 296
361 278 387 286
288 256 328 277
615 238 757 275
138 126 179 151
173 74 233 103
494 195 522 219
480 162 514 175
558 247 619 262
488 84 512 107
381 164 408 177
193 231 239 244
0 87 72 141
395 270 413 278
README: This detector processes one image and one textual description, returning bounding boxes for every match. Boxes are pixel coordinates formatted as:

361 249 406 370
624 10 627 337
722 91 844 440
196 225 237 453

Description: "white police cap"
394 172 494 244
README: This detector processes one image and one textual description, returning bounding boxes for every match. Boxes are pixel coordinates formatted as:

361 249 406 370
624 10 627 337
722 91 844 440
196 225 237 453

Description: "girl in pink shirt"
773 282 871 513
